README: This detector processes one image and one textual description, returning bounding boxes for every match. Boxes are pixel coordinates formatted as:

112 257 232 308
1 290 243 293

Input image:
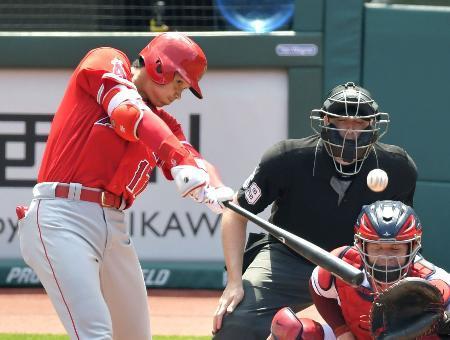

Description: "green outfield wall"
362 4 450 270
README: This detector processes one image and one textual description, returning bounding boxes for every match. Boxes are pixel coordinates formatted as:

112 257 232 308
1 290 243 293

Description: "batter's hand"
212 280 244 334
190 185 234 214
171 164 209 197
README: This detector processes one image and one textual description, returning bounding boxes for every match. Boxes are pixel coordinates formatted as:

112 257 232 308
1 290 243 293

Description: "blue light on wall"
216 0 295 33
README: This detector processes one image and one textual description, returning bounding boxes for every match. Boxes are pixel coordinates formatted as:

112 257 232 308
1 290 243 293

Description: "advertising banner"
0 69 288 266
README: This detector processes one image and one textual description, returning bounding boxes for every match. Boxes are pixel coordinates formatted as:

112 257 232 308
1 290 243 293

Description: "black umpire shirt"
236 135 417 251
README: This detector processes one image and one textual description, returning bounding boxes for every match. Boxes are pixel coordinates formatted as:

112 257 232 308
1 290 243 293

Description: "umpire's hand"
212 279 244 334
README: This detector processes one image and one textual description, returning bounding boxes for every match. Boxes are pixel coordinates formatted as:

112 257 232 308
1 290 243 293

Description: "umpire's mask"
310 82 389 176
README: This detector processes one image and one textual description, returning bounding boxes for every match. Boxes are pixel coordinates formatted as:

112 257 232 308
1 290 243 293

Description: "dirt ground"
0 288 322 336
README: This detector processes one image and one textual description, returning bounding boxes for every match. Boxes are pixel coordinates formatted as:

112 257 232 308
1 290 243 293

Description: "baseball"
367 169 388 192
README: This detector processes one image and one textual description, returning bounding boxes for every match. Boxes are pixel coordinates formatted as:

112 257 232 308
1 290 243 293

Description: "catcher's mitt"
370 277 444 340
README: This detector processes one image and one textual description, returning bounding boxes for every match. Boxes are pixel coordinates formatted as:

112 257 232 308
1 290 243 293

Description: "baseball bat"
223 201 364 287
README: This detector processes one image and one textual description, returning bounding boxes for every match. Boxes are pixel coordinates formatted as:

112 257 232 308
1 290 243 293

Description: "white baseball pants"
18 182 151 340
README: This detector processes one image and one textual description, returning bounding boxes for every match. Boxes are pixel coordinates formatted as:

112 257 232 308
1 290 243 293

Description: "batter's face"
133 69 190 107
366 242 409 267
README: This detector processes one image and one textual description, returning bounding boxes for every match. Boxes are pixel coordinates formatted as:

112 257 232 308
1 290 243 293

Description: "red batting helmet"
139 32 207 99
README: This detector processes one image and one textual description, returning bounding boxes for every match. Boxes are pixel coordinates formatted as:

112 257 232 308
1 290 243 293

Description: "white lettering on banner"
6 267 40 284
5 267 168 286
142 269 170 286
0 211 221 245
129 211 221 237
275 44 319 57
0 114 52 187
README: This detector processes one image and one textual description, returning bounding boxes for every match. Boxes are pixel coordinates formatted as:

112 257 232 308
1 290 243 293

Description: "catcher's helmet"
354 200 422 286
139 32 207 99
310 82 390 176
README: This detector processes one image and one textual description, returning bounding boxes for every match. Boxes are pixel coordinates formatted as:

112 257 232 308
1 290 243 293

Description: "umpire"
212 82 418 339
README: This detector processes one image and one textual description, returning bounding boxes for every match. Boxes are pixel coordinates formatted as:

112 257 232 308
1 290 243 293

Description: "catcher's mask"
354 200 422 288
139 32 207 99
310 82 389 176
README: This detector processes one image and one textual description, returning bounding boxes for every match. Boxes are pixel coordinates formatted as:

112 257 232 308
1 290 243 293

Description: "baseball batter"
268 201 450 339
17 32 233 340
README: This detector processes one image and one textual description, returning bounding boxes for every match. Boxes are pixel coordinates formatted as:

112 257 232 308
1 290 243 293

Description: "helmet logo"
382 206 394 220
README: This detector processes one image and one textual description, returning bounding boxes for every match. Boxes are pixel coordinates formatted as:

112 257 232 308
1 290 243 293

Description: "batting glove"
190 185 234 214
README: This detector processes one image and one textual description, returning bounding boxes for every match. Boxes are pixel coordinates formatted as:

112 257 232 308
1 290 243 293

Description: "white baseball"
367 169 388 192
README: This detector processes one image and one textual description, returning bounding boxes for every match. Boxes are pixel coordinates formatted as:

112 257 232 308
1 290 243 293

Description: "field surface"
0 288 322 338
0 288 220 337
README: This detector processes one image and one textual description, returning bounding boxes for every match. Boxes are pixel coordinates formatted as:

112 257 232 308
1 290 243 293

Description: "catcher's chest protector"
336 281 375 339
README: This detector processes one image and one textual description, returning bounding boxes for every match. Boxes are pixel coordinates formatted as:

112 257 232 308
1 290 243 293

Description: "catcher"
268 200 450 340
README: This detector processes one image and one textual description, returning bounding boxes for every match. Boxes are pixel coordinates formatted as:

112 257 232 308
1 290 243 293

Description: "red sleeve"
154 108 187 141
309 280 349 336
75 47 134 102
151 107 194 180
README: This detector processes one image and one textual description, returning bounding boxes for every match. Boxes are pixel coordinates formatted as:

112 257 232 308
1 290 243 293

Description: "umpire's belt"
34 182 123 209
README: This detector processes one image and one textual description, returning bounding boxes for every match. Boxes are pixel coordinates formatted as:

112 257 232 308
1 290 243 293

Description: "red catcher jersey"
38 47 187 207
311 246 450 339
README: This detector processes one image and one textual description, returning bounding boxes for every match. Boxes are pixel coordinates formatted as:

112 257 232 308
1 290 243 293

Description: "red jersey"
38 47 186 207
310 246 450 339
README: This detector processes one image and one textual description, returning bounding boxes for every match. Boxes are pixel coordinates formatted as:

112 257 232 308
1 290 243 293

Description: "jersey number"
244 182 262 205
127 160 151 197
